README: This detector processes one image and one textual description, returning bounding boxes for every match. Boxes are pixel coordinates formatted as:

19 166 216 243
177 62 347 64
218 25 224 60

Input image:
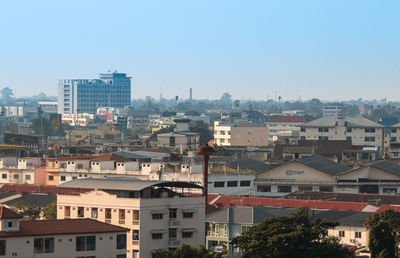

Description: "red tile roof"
375 204 400 213
0 206 22 219
268 115 308 123
0 219 128 238
208 194 368 212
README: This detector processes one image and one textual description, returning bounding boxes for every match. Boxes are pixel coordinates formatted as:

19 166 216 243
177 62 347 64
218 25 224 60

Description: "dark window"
240 181 251 187
169 228 177 240
0 240 5 255
182 232 193 238
60 176 66 181
183 212 193 218
319 186 333 192
257 185 271 192
392 128 397 133
300 136 306 140
355 232 362 238
298 186 312 192
13 174 18 179
76 236 95 251
227 181 238 187
44 238 54 253
7 222 12 228
116 234 126 249
318 127 329 132
391 137 397 142
169 209 177 219
105 208 112 219
152 233 163 239
76 236 85 252
339 231 345 237
300 127 306 132
48 175 54 181
214 181 225 188
1 174 6 179
365 128 375 133
278 186 292 193
365 137 375 142
34 238 54 253
346 128 352 133
152 213 163 220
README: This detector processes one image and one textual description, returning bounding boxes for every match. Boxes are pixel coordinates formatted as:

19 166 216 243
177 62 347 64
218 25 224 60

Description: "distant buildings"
323 106 342 117
157 119 200 150
213 121 268 147
58 72 131 114
266 115 307 142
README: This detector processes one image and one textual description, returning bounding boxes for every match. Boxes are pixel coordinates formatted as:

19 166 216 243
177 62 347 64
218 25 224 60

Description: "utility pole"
196 144 215 214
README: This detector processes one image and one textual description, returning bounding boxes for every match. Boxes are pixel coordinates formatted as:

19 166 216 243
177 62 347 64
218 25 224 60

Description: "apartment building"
299 117 384 155
266 115 307 142
157 119 201 150
0 157 41 185
57 178 205 258
205 206 371 256
45 153 156 185
0 205 128 258
58 72 131 114
214 121 268 147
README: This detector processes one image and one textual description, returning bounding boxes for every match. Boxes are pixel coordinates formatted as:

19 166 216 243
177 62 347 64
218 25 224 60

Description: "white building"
299 116 385 155
214 121 268 147
0 157 37 185
266 115 307 142
57 178 205 258
323 106 342 117
0 205 128 258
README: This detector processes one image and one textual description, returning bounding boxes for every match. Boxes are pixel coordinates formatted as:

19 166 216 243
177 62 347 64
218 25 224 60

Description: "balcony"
132 220 139 225
132 240 140 246
168 221 180 227
168 240 180 247
119 220 125 224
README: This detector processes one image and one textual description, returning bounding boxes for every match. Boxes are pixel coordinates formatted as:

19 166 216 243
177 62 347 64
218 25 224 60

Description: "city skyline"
1 0 399 101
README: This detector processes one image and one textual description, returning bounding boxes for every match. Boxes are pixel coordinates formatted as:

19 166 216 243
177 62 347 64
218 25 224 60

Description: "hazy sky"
1 0 399 101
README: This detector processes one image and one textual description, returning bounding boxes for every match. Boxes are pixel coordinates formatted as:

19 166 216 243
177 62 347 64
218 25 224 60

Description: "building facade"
57 178 205 258
214 122 268 147
58 72 131 114
266 115 307 142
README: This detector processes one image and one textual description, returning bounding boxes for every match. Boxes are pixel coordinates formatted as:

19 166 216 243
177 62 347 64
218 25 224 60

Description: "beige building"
299 117 384 156
0 205 128 258
214 121 268 147
57 178 205 258
62 113 94 127
266 115 307 142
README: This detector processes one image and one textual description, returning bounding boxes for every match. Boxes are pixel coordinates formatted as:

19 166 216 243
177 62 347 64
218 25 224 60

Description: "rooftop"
268 115 308 123
4 193 56 207
0 206 22 219
0 218 128 238
300 116 383 128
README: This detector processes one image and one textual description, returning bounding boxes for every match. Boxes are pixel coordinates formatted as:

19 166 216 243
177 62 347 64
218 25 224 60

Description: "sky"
0 0 399 101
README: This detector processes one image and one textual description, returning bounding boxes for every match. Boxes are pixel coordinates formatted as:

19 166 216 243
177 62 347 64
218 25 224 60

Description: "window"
76 236 96 251
169 209 177 219
318 136 329 140
169 228 177 240
34 238 54 253
64 206 71 217
132 230 139 240
77 207 84 217
392 128 397 133
278 186 292 193
91 208 98 218
214 181 225 188
339 231 345 237
60 176 66 181
227 181 238 187
183 212 193 218
346 128 352 133
152 233 163 239
116 234 126 249
7 221 12 228
257 185 271 192
1 174 6 179
13 174 18 180
152 213 163 220
298 186 312 191
182 232 193 238
365 128 375 133
240 225 252 233
240 181 251 187
48 175 54 181
25 175 31 180
0 240 4 255
365 136 375 142
391 137 397 142
355 232 362 238
319 186 333 192
300 127 306 132
318 127 329 132
105 208 112 219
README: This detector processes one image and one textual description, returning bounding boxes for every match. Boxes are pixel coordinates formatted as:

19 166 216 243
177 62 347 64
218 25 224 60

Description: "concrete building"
58 72 131 114
266 115 307 142
57 178 205 258
214 122 268 147
0 157 43 185
157 119 201 150
299 117 384 156
0 205 128 258
323 106 342 117
205 206 371 256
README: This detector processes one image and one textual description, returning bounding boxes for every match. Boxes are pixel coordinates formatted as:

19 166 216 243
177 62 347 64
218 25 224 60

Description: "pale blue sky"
0 0 399 101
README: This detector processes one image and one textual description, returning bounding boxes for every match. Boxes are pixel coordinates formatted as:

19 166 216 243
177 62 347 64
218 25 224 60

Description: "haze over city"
1 0 400 100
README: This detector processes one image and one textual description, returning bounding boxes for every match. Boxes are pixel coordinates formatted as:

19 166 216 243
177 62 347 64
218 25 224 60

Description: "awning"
181 228 197 233
182 209 197 213
151 229 168 234
151 210 167 214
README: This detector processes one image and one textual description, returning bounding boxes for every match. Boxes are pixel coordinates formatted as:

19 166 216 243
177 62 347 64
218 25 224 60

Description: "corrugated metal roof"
300 116 383 128
372 160 400 176
295 155 352 176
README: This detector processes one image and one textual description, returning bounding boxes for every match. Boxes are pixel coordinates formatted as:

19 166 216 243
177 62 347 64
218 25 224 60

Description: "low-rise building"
57 178 205 258
266 115 307 142
0 205 128 257
214 122 268 147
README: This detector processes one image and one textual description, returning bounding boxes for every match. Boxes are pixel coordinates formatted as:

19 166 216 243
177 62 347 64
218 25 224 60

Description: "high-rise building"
58 72 131 114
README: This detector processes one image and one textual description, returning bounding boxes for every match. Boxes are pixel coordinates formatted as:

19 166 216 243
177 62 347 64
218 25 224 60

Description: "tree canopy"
233 208 354 258
152 244 225 258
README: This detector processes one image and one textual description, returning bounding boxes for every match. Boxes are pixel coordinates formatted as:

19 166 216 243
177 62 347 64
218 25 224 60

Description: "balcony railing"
132 240 140 246
168 240 180 246
132 220 139 225
119 220 125 224
168 220 180 227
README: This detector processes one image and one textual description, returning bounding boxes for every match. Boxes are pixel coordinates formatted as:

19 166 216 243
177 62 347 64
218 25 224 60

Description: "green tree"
152 244 225 258
190 120 213 145
233 208 354 258
366 209 400 258
43 202 57 220
0 87 14 101
11 202 42 221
